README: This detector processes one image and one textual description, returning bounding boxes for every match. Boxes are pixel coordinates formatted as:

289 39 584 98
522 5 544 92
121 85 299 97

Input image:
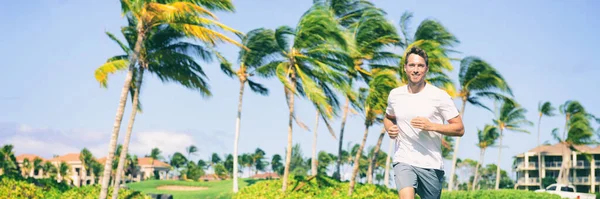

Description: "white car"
534 183 596 199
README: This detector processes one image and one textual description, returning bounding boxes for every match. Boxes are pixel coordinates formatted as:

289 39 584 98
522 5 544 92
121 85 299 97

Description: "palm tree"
471 124 499 190
536 101 555 188
32 157 43 178
21 158 32 177
367 128 386 184
59 162 71 183
97 19 235 196
254 4 350 192
271 154 284 176
79 148 94 186
97 1 244 197
226 28 277 192
348 69 400 195
185 145 198 161
0 144 19 176
448 56 513 190
494 98 532 189
555 100 596 184
321 0 400 180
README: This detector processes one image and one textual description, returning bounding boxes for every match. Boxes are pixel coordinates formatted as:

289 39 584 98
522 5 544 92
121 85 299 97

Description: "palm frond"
247 79 269 96
94 59 130 88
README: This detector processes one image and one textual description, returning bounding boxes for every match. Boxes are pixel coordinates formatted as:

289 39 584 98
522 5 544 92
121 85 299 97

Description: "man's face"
404 53 428 84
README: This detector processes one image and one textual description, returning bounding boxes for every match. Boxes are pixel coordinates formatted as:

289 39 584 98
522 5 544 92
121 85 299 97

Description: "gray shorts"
393 162 445 199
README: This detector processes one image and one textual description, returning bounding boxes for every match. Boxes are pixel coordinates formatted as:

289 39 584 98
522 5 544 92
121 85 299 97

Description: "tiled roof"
526 142 600 155
250 172 280 179
50 153 82 162
137 157 170 168
15 154 46 162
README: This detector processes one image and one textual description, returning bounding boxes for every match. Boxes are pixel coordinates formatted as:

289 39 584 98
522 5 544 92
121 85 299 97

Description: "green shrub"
234 175 564 199
442 189 562 199
0 177 46 199
60 185 150 199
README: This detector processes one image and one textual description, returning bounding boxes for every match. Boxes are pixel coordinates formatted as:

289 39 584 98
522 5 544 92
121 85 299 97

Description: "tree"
79 148 94 186
366 128 386 184
536 101 555 188
227 28 276 192
448 56 513 190
0 144 19 176
254 4 350 191
494 99 532 189
271 154 284 176
471 124 499 190
97 0 244 198
320 0 400 180
555 100 596 184
348 69 400 195
186 145 198 161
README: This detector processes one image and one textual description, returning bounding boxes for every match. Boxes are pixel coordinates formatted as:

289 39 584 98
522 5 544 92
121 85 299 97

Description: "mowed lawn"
126 178 259 199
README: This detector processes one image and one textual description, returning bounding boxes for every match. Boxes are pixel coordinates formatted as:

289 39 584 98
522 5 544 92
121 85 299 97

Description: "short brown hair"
405 46 428 66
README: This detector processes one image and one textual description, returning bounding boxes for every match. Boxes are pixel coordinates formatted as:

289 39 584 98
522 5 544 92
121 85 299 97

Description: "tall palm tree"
494 98 532 189
255 4 350 192
59 162 71 183
448 56 513 190
98 1 244 198
367 128 386 184
321 0 400 180
226 28 277 192
471 124 499 190
186 145 198 161
0 144 19 176
536 101 555 188
271 154 284 176
555 100 595 184
79 148 94 186
98 19 233 196
348 69 400 195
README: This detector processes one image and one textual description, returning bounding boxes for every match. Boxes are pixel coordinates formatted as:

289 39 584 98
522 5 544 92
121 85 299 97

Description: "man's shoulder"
389 85 407 95
425 84 452 98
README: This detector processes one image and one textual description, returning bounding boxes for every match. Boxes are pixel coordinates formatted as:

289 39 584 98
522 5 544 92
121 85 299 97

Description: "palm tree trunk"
111 69 144 199
281 79 296 192
335 97 350 180
311 111 319 176
348 124 369 196
495 128 504 190
383 139 393 188
99 23 145 199
367 128 386 184
471 148 485 190
233 79 246 193
537 114 543 189
448 99 467 191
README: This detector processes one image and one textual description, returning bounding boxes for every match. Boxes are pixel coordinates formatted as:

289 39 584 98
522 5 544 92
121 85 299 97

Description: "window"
560 186 574 192
547 185 556 191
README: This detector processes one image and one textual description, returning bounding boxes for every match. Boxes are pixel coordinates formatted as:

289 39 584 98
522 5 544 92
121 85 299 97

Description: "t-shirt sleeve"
437 91 459 120
385 91 395 116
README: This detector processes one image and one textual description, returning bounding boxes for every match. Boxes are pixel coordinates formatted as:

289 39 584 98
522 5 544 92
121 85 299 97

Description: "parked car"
534 183 596 199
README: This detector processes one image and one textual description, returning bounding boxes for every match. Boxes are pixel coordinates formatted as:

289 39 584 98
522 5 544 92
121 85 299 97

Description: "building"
514 142 600 193
14 152 171 187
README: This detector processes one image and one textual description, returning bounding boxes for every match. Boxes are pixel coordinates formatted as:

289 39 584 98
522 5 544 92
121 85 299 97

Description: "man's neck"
407 81 426 94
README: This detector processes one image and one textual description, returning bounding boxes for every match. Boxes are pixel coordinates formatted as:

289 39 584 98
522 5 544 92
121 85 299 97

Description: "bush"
60 185 150 199
0 177 150 199
442 189 561 199
233 175 398 199
234 175 564 199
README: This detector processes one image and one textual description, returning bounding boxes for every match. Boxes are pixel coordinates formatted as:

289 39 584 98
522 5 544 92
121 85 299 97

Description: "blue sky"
1 0 599 183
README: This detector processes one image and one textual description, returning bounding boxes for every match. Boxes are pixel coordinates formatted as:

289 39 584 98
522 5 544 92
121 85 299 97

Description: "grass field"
126 178 261 199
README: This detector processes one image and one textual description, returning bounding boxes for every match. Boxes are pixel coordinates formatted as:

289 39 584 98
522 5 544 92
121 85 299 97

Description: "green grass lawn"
125 178 262 199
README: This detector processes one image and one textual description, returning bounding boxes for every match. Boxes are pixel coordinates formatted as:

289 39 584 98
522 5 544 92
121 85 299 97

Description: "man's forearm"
431 123 464 137
383 115 396 131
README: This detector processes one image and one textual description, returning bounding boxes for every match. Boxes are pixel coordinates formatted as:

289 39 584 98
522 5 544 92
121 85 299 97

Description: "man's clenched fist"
387 125 399 139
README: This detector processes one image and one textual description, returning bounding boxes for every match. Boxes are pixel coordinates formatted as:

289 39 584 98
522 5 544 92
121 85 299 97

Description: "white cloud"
0 122 229 162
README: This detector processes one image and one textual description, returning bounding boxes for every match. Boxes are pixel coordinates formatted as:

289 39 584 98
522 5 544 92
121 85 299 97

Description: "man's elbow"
455 124 465 137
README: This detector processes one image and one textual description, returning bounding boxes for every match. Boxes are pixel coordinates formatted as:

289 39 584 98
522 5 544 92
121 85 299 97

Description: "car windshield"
547 185 556 191
560 186 574 192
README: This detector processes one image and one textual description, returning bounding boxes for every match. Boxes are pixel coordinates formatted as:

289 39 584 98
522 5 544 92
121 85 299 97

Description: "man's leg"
414 167 445 199
393 162 418 199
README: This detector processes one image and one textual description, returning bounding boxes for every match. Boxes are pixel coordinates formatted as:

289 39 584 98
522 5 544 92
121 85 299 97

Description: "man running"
384 46 464 199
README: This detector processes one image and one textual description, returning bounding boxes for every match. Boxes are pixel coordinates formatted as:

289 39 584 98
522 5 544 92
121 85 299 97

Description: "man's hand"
410 117 434 131
387 125 399 139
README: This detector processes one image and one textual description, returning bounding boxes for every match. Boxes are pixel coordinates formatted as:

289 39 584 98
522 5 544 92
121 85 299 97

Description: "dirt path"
156 185 208 191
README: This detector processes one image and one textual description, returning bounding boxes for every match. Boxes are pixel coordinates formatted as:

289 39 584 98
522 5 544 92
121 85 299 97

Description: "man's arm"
411 115 464 137
432 116 464 137
383 114 396 131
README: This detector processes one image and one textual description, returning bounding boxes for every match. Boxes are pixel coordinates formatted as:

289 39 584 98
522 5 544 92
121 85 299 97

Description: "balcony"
573 176 591 185
516 162 539 170
574 160 591 168
517 177 540 185
545 161 562 168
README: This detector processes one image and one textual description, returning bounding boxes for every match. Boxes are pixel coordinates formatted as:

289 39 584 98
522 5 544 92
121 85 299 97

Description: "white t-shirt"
385 83 459 170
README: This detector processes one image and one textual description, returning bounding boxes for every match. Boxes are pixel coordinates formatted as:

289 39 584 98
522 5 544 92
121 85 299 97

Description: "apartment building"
514 142 600 193
15 153 171 187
